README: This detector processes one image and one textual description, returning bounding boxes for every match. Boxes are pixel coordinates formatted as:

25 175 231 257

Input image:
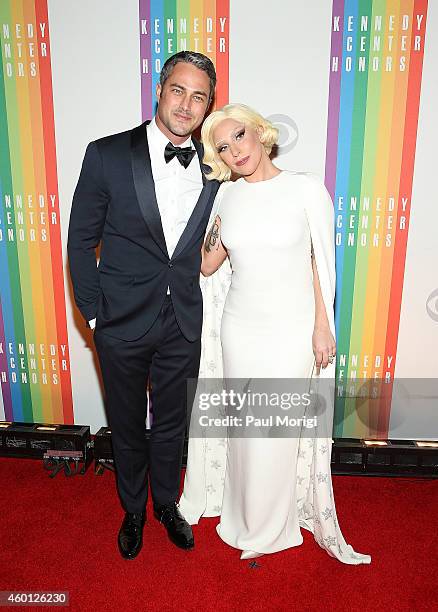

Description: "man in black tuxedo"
68 52 219 559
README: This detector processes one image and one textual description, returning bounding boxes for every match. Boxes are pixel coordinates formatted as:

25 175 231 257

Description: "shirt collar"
148 116 193 151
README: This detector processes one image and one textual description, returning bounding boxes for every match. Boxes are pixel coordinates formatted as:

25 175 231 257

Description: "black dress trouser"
93 295 201 513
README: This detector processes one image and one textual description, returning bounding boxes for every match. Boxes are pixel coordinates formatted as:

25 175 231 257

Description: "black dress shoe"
154 502 194 550
118 511 146 559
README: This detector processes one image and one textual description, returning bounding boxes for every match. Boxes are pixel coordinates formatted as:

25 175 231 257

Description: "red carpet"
0 457 437 611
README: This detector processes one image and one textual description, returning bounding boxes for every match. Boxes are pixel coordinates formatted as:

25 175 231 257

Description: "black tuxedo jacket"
67 121 220 342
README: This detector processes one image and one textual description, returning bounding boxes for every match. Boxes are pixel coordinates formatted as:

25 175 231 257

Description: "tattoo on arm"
205 217 221 253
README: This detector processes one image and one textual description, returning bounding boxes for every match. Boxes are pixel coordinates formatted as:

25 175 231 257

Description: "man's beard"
169 123 192 136
168 111 195 136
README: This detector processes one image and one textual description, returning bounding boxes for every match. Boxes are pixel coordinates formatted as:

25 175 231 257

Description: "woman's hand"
312 326 336 374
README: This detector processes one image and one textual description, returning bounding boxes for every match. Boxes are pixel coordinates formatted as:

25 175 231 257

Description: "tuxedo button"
168 262 173 268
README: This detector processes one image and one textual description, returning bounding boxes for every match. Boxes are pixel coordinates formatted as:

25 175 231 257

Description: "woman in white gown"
179 104 371 565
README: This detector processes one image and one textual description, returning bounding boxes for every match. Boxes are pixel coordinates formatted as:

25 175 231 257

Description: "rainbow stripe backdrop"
139 0 229 120
325 0 427 437
0 0 73 423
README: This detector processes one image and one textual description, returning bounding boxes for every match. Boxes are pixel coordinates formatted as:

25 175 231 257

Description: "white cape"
180 176 371 565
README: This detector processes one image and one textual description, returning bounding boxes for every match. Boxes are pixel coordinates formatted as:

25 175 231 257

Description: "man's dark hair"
160 51 216 106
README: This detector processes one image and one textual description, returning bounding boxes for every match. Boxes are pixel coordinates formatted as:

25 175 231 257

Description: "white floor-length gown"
179 171 371 564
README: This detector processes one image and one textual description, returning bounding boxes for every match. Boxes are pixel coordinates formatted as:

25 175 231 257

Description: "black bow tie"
164 142 196 169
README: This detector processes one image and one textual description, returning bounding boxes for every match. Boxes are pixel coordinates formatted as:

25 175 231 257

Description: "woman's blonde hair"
201 103 279 181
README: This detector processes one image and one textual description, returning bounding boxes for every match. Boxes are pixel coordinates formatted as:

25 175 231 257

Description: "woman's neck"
243 156 281 183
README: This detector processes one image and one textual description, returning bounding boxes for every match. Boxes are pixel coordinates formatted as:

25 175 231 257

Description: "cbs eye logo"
266 114 299 156
426 288 438 322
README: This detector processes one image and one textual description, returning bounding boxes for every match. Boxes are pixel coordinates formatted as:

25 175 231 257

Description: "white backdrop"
42 0 438 435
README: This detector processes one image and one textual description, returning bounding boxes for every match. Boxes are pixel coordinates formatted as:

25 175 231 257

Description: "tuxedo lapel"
172 138 213 259
130 121 169 258
193 138 207 186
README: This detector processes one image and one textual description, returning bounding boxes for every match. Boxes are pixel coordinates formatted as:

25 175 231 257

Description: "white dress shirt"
147 116 203 258
89 116 203 329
